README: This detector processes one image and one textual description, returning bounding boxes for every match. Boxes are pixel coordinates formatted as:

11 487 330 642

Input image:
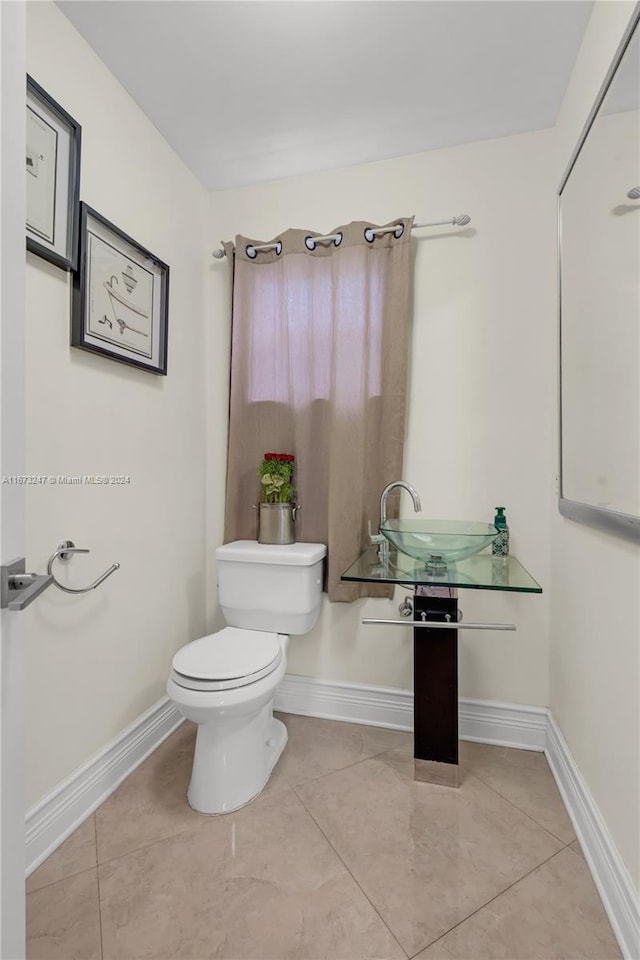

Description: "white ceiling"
56 0 593 192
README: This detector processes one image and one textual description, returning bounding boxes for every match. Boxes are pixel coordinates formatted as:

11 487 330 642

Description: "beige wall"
25 1 209 807
550 1 639 889
207 127 556 706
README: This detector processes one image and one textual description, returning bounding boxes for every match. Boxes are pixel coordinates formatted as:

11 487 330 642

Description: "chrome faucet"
380 480 422 526
369 480 422 564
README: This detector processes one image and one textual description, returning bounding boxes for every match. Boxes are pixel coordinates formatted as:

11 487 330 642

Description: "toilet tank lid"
216 540 326 566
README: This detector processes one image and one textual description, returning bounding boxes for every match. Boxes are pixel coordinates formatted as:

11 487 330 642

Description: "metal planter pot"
257 503 300 545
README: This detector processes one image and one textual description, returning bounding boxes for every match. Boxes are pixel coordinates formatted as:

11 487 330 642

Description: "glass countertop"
341 548 542 593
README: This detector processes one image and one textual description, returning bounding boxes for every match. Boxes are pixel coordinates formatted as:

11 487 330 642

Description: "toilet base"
187 709 287 815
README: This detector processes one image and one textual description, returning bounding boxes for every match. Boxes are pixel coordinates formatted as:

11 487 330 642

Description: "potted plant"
256 453 299 544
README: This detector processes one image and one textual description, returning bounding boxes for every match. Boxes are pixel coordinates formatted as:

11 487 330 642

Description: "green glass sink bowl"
380 519 498 565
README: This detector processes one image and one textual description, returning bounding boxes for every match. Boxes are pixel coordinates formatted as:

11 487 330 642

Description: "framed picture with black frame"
72 203 169 375
26 75 81 271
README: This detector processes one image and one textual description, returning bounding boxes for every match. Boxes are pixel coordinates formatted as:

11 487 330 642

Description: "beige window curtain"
223 217 414 601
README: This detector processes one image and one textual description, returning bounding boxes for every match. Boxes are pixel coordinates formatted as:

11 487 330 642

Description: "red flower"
264 453 295 462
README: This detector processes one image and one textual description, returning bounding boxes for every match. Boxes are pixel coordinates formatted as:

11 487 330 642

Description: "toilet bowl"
168 628 289 814
167 540 326 815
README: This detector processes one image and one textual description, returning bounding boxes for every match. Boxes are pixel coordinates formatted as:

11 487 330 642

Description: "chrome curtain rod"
211 215 472 259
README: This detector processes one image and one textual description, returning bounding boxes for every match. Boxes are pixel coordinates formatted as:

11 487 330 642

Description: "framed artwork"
72 203 169 375
26 75 81 271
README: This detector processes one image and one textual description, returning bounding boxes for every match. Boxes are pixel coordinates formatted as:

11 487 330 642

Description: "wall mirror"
559 5 640 543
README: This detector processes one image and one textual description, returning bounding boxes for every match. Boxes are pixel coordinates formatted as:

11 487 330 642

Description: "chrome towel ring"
47 540 120 595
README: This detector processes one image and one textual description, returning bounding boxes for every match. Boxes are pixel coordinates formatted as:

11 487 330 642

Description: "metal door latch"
0 558 53 611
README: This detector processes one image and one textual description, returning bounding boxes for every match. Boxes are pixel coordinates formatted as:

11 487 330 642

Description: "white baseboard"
275 674 548 750
459 697 548 750
545 714 640 960
25 675 637 960
275 674 414 731
25 698 183 877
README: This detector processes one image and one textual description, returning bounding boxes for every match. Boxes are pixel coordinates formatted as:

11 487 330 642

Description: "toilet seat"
171 627 284 692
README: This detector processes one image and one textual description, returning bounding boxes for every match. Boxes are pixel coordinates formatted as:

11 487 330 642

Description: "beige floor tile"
459 741 576 843
27 815 97 893
297 749 564 957
99 788 404 960
27 868 102 960
95 721 202 863
95 721 290 864
275 711 412 785
416 846 622 959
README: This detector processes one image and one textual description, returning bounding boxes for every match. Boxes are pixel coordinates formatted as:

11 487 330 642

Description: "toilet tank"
216 540 327 635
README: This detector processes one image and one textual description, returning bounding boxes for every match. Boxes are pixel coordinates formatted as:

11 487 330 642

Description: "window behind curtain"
224 218 413 601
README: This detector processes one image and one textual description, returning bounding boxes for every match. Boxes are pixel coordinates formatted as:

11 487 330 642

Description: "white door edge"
0 2 28 956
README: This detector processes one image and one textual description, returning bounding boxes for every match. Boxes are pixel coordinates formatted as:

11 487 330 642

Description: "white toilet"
167 539 326 814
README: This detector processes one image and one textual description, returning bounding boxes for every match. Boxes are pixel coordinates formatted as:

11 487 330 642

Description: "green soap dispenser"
492 506 509 556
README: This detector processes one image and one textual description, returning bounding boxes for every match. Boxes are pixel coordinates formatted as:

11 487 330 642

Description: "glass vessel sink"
380 519 498 566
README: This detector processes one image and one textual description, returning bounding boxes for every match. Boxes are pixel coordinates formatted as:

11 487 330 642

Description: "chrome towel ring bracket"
47 540 120 595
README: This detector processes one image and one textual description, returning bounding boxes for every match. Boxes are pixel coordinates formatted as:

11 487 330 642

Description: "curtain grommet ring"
393 223 405 239
275 241 282 255
333 232 343 247
305 236 317 251
246 245 257 259
364 228 375 243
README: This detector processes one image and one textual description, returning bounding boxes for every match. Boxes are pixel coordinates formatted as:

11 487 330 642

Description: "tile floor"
26 714 622 960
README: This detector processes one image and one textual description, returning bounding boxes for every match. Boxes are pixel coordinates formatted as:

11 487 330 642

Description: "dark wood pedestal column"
413 590 459 787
